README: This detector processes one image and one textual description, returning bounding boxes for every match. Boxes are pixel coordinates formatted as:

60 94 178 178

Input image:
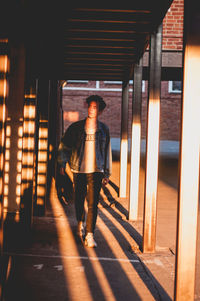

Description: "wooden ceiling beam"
68 18 150 25
67 28 149 34
73 8 151 14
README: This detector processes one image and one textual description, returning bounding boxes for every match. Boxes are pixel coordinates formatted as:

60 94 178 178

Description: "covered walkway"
0 157 179 300
1 153 200 300
0 1 200 300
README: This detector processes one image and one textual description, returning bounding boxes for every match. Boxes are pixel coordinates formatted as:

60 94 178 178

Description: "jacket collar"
83 118 101 132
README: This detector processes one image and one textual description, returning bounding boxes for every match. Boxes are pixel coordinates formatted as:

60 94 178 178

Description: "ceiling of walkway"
1 1 173 81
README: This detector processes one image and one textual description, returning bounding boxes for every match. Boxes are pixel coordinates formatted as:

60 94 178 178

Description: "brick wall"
162 0 184 50
62 80 181 141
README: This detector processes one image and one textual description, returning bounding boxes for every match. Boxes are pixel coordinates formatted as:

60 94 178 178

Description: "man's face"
88 101 99 119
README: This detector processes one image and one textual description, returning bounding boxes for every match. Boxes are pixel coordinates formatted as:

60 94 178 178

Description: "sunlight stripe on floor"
5 252 140 263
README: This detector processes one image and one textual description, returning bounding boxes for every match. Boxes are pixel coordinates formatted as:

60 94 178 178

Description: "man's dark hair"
86 95 106 112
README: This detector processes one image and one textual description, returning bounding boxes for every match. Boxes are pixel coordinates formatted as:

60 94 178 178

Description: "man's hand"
60 167 65 176
102 177 109 186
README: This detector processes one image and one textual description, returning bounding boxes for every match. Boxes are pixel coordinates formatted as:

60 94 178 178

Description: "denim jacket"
57 119 112 178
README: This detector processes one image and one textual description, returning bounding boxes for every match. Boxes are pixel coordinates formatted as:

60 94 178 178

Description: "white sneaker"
77 221 85 238
85 232 97 248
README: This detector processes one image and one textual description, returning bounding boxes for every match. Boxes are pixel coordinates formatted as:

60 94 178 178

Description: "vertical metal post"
174 2 200 300
20 79 37 230
0 39 8 255
119 81 129 198
47 80 59 185
5 42 26 221
33 79 49 216
143 24 162 253
128 58 143 220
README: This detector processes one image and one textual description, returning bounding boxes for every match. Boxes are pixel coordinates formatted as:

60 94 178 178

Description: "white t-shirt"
72 125 98 173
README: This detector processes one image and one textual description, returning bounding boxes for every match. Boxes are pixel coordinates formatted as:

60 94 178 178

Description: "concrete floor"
1 153 200 301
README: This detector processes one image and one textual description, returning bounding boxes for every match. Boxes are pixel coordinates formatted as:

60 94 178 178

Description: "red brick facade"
62 0 183 141
163 0 184 50
62 81 181 141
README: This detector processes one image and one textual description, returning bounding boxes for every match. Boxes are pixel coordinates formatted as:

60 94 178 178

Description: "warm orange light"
5 162 9 172
18 126 23 137
63 111 79 122
21 168 33 180
22 153 34 165
4 174 9 184
17 162 22 172
16 174 21 184
37 175 46 185
175 44 200 301
146 99 160 200
38 163 47 173
37 198 44 205
23 105 35 119
6 138 10 148
22 137 34 149
23 121 35 134
37 186 46 196
14 214 20 222
0 55 8 98
17 138 23 149
5 150 10 160
39 128 48 139
62 80 67 87
0 79 7 97
6 125 11 137
24 94 36 99
4 185 8 196
0 153 4 169
97 208 152 298
0 55 8 72
3 196 8 208
119 139 128 198
49 177 93 301
16 197 21 205
129 122 141 220
17 150 22 161
38 151 47 162
38 139 48 150
16 185 21 196
49 144 53 152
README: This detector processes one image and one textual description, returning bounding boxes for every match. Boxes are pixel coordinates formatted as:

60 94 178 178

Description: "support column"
33 79 49 216
0 39 9 254
20 79 37 230
47 80 59 191
128 58 143 220
174 2 200 300
119 81 129 198
4 42 26 223
143 24 162 253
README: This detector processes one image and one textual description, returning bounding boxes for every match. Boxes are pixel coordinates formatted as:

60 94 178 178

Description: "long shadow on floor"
56 178 171 301
97 195 171 301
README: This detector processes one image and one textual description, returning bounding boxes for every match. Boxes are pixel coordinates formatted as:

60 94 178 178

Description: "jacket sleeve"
57 124 74 168
104 129 112 178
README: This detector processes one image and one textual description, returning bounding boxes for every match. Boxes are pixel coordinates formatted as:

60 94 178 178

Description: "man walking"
57 95 112 247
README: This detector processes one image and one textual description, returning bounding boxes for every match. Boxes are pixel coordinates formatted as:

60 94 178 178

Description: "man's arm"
57 125 74 174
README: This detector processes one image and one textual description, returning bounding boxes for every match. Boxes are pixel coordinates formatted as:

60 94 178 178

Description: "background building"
62 0 183 144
